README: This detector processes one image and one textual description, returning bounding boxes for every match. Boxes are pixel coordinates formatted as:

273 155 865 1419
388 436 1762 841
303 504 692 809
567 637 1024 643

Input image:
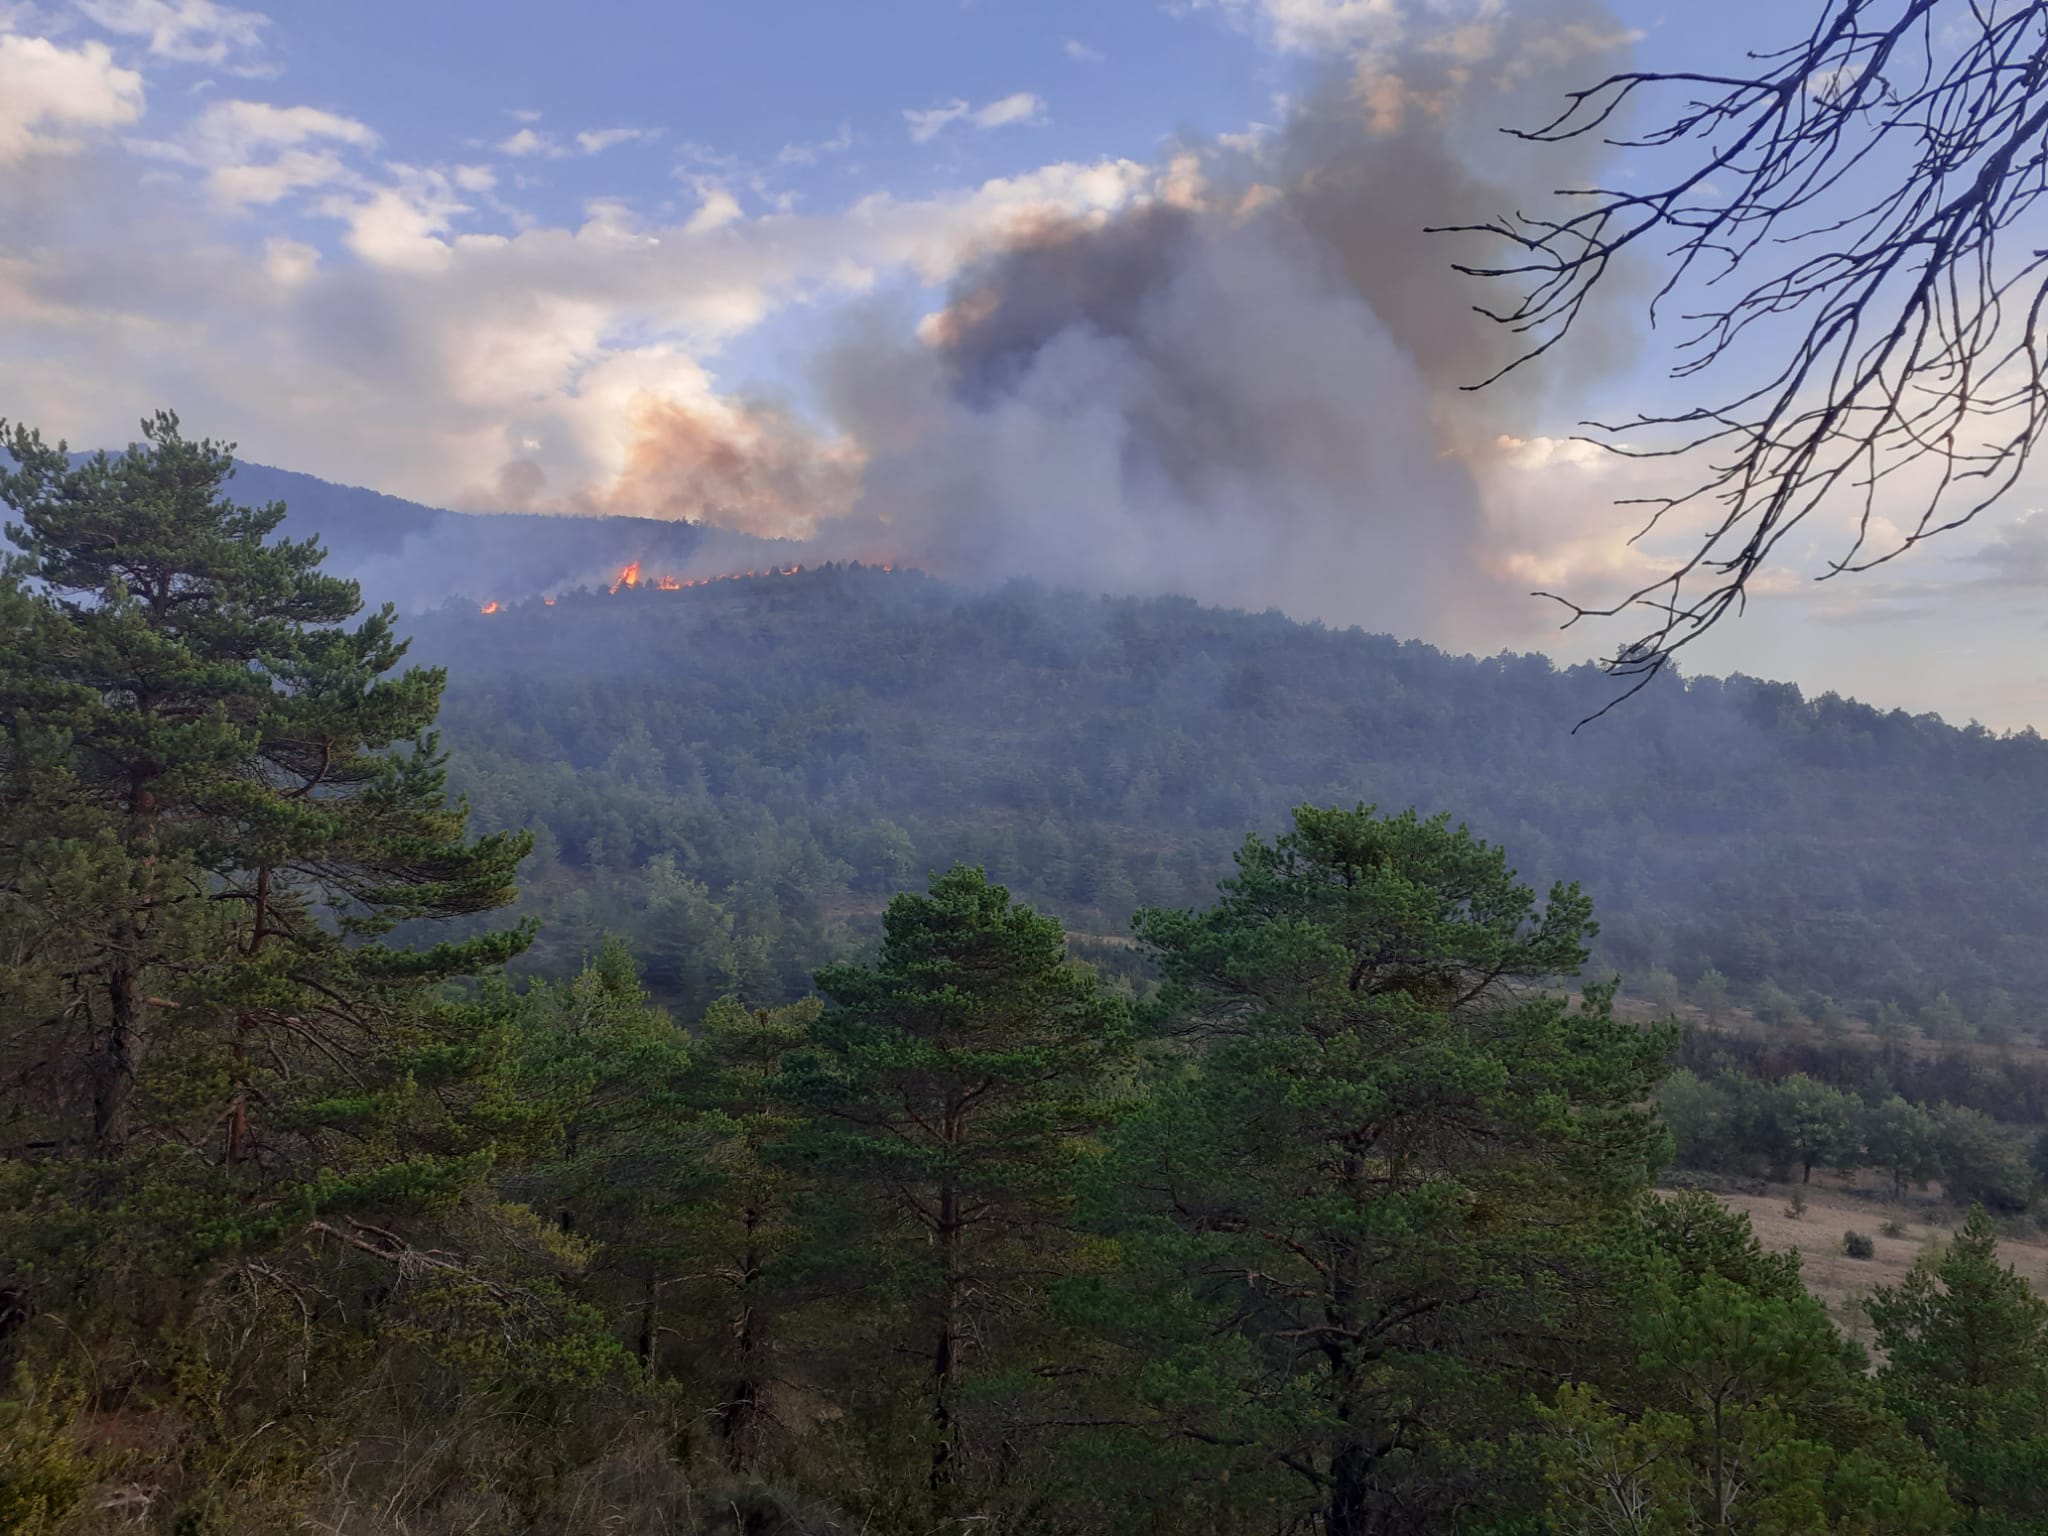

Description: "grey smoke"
790 0 1637 645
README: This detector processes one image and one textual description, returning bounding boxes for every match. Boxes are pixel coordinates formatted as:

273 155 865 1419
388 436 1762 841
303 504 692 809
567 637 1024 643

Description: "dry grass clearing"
1695 1182 2048 1346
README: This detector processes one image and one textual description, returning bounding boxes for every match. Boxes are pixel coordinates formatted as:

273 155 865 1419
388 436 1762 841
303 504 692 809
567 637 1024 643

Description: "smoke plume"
613 0 1637 640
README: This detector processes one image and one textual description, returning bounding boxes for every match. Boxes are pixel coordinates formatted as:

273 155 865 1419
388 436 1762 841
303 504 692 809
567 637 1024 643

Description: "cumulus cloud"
0 32 144 162
681 180 742 233
0 32 1156 548
75 0 267 66
905 92 1049 143
168 98 379 207
497 126 554 157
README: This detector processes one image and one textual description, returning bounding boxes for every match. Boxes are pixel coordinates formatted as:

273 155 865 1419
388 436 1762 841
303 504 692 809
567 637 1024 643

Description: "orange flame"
480 600 500 615
595 559 903 597
543 596 556 606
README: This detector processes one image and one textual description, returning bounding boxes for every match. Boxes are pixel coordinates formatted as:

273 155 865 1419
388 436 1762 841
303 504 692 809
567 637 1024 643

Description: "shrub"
1843 1230 1875 1259
1880 1218 1907 1239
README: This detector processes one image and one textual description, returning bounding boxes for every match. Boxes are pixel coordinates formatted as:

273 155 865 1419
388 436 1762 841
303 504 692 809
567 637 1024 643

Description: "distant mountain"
222 462 717 610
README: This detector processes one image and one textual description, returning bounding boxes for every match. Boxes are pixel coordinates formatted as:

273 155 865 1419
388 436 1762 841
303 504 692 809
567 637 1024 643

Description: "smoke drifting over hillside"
615 0 1635 642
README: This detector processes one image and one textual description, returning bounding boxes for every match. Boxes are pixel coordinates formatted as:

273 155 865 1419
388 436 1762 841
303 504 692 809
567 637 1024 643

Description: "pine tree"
675 993 825 1472
1099 805 1671 1534
1868 1208 2048 1533
1543 1191 1953 1534
0 412 532 1328
786 864 1132 1508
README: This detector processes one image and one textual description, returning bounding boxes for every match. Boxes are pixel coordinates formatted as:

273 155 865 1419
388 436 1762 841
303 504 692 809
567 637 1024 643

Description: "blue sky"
3 0 2044 729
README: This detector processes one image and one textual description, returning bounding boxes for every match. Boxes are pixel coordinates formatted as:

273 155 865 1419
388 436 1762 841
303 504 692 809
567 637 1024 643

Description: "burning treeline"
552 0 1635 654
477 558 902 614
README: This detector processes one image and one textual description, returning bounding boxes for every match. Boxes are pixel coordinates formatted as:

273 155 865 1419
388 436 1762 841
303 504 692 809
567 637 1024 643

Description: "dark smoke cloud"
789 0 1639 645
559 0 1639 641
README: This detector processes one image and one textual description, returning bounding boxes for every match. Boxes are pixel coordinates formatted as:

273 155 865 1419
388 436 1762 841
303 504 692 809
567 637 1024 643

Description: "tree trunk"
636 1268 658 1374
226 867 270 1166
1326 1441 1377 1536
96 779 159 1153
720 1213 767 1473
929 1174 961 1500
92 970 137 1151
558 1123 579 1234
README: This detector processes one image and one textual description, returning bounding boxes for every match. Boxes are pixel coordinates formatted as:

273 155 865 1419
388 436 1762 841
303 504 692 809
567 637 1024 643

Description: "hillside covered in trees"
409 570 2048 1033
11 422 2048 1536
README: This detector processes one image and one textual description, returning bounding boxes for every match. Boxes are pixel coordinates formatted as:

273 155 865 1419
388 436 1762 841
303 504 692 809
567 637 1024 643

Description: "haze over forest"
8 1 2048 1534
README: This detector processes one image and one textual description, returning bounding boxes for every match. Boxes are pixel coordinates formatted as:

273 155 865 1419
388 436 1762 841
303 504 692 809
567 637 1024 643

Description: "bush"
1843 1230 1875 1259
1880 1218 1907 1239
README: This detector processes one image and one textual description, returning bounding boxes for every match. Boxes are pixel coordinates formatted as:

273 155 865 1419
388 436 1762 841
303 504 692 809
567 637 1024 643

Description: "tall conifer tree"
788 865 1131 1508
0 412 531 1317
1099 805 1670 1534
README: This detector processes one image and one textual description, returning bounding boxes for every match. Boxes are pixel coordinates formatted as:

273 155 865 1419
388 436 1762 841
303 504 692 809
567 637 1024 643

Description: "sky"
2 0 2045 730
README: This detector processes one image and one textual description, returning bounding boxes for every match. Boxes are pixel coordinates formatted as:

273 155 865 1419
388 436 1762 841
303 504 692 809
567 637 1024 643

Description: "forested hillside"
412 572 2048 1029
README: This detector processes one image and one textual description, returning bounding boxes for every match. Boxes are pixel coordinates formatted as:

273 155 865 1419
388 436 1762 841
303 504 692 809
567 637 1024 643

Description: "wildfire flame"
577 559 908 603
476 564 906 619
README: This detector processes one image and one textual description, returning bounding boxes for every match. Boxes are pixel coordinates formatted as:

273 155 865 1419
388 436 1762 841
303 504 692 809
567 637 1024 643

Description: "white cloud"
0 129 1155 528
497 126 555 157
575 126 654 155
1063 38 1105 63
261 235 317 286
323 163 474 271
905 91 1048 143
777 121 853 166
499 125 650 159
189 99 379 159
0 32 143 162
176 99 378 207
74 0 267 66
974 92 1047 130
682 181 742 234
506 107 543 124
905 100 969 143
1179 0 1400 54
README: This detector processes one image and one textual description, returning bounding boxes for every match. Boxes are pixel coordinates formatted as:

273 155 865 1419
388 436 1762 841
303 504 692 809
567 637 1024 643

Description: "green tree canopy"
786 864 1132 1511
1545 1191 1953 1534
1869 1209 2048 1533
1097 805 1671 1534
0 412 533 1346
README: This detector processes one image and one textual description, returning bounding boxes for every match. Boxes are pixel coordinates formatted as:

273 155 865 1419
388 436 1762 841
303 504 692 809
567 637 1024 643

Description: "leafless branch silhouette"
1443 0 2048 718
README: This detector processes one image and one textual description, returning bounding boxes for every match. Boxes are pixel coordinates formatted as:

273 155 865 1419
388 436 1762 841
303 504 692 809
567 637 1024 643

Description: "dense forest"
402 563 2048 1036
10 421 2048 1536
